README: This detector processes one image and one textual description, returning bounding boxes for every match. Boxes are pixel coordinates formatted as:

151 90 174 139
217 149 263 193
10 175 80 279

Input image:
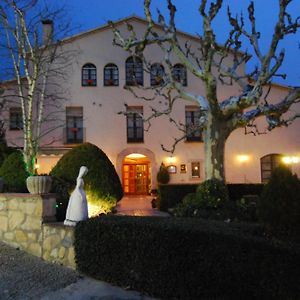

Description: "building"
2 16 300 194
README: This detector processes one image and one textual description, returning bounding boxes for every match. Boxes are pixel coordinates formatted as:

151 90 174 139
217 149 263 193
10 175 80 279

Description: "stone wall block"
28 233 37 241
43 235 61 251
0 200 7 211
67 247 75 268
8 211 25 230
8 199 20 210
50 248 58 258
62 235 73 248
58 247 66 259
28 242 42 257
4 232 15 241
15 230 28 243
0 215 8 231
24 201 38 215
21 216 41 231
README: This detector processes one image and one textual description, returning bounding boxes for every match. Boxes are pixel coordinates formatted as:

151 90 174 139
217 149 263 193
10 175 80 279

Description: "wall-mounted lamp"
166 155 176 164
282 156 299 164
236 155 250 163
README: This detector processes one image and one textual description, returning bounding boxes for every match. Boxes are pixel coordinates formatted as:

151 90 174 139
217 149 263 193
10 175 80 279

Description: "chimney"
42 20 53 45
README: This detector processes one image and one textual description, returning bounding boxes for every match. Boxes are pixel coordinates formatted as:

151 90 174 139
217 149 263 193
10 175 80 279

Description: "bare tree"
0 0 75 174
111 0 300 182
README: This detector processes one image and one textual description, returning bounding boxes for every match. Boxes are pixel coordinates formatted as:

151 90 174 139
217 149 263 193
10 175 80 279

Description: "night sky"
2 0 300 86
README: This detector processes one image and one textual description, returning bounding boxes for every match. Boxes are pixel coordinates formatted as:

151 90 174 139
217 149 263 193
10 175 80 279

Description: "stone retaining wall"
0 194 75 269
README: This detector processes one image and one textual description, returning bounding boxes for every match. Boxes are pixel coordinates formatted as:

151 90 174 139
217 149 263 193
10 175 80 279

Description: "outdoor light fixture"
126 153 146 159
237 155 250 163
282 156 300 164
166 156 176 164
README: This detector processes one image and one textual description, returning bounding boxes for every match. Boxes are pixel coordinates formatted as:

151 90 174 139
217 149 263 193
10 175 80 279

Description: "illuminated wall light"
282 156 299 164
237 155 250 163
166 156 176 164
126 153 146 159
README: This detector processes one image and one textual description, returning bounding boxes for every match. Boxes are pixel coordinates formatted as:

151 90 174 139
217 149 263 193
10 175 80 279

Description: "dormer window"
82 63 97 86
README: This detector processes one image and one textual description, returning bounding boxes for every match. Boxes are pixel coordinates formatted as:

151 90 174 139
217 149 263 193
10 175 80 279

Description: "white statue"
64 166 89 226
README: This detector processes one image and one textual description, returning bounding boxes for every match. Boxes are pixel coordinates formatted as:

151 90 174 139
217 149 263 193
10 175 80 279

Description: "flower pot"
26 175 52 194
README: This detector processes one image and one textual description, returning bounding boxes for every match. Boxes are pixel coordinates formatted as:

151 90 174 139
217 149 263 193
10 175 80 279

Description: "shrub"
75 216 300 299
174 179 232 220
0 142 16 168
258 166 300 234
50 143 123 219
196 178 229 208
0 151 29 192
156 163 170 184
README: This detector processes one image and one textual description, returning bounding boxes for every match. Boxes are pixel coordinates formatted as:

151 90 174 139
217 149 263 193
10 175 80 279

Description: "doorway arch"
116 148 158 195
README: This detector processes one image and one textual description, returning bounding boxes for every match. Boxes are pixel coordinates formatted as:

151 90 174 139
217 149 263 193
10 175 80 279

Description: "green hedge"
75 216 300 299
158 184 197 211
227 183 264 202
159 183 264 211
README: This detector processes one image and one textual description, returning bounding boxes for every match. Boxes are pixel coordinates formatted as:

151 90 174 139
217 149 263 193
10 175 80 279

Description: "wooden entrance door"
123 164 149 195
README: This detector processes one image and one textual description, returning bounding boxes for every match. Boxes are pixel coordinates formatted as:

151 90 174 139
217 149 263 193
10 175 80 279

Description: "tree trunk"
203 115 231 182
23 142 36 175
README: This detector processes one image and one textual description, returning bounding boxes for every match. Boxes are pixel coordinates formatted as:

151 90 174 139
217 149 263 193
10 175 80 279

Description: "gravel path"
0 241 80 300
0 241 157 300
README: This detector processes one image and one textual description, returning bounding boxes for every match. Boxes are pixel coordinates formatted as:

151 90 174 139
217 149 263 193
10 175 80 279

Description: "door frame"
116 148 158 191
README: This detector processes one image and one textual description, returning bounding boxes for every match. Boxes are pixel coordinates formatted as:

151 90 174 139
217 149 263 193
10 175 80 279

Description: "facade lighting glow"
282 156 300 164
166 156 176 164
237 155 250 163
126 153 146 159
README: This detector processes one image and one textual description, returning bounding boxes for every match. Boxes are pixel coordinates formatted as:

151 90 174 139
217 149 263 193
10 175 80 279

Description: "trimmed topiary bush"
156 163 170 184
0 151 29 192
258 166 300 235
50 143 123 219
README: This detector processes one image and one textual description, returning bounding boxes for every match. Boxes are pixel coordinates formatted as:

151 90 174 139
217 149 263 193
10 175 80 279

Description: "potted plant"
26 160 52 194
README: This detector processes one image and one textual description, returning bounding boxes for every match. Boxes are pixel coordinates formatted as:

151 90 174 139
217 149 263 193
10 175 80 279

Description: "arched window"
172 64 187 86
82 63 97 86
126 56 143 86
150 63 165 86
260 153 287 183
104 63 119 86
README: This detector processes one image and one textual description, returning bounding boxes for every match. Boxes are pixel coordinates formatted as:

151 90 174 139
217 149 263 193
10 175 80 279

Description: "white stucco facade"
2 16 300 193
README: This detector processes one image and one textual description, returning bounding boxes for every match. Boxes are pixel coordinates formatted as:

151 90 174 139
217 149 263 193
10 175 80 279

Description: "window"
260 153 286 183
126 56 143 86
127 107 144 143
191 162 201 178
172 64 187 86
185 106 202 142
65 107 84 144
9 107 23 130
150 63 164 86
82 63 97 86
104 63 119 86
